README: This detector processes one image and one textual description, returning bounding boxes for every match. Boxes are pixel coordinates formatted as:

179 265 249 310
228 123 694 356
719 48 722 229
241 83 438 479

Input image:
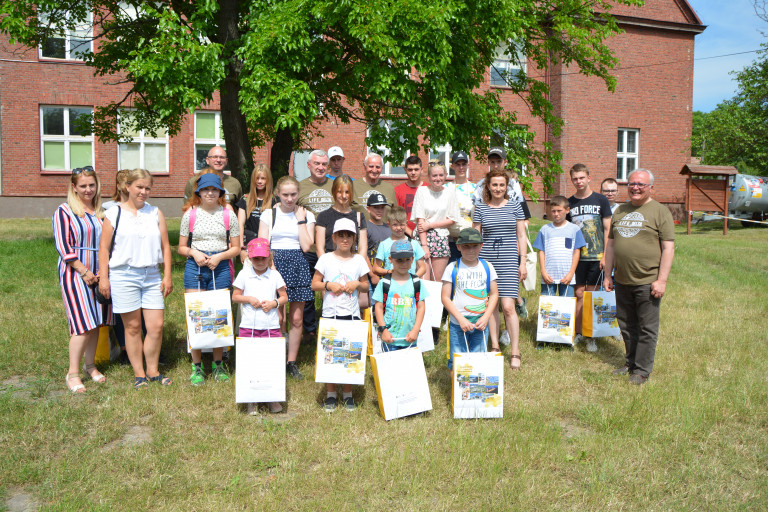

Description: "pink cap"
247 238 270 258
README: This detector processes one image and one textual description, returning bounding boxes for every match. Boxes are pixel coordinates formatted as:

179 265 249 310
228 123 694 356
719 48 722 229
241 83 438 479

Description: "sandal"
148 374 172 386
490 347 502 353
134 376 149 390
66 373 86 394
83 363 106 383
510 354 522 370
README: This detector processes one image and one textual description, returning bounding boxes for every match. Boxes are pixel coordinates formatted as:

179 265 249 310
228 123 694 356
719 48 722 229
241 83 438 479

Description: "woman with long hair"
237 164 273 263
53 166 113 393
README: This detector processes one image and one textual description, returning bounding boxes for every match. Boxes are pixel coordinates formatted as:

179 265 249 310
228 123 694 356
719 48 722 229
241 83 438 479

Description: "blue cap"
195 173 225 196
390 239 414 259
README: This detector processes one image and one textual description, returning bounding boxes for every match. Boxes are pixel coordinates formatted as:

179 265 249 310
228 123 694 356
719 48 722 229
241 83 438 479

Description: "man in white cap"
326 146 348 180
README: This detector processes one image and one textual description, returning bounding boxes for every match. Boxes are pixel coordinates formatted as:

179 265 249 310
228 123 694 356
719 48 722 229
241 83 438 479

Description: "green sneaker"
190 363 205 386
212 361 230 382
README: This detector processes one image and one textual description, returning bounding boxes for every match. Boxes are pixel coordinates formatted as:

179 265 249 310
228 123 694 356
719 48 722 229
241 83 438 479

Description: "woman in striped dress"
53 166 113 393
472 169 527 369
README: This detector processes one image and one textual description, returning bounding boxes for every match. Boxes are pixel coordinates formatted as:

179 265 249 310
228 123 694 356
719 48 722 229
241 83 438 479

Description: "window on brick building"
428 143 455 177
194 111 228 172
617 129 639 181
117 114 168 173
38 10 92 60
40 106 93 171
490 41 526 87
367 120 407 176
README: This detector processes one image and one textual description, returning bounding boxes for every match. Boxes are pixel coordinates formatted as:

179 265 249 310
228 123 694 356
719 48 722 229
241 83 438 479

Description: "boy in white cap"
327 146 348 180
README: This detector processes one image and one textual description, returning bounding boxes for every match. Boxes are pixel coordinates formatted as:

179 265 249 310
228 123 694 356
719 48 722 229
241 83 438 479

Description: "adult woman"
472 169 527 369
411 162 459 281
53 166 113 393
179 173 241 385
258 176 315 380
98 169 173 389
237 164 273 263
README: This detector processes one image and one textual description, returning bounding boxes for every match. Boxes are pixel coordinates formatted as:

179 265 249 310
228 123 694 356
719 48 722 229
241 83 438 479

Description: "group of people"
53 144 673 403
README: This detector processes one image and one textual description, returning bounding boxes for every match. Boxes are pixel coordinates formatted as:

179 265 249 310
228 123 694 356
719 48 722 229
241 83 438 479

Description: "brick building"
0 0 704 218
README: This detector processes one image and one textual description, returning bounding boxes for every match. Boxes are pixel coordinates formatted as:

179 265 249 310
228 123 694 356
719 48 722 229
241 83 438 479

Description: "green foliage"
0 0 641 189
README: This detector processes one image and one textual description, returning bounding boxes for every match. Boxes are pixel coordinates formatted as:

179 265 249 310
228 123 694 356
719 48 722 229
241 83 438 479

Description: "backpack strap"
223 207 230 230
479 257 491 294
381 273 392 306
450 258 461 301
410 273 421 303
108 206 121 257
187 207 197 248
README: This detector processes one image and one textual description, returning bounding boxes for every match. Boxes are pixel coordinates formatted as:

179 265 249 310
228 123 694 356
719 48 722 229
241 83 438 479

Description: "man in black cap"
447 150 477 264
365 192 393 293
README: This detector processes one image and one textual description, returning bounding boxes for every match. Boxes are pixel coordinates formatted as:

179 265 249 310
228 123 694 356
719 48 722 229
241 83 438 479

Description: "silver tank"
729 174 768 217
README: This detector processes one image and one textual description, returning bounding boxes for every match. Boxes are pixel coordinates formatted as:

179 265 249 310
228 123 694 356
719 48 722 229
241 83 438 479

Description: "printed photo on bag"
536 296 576 345
315 319 368 385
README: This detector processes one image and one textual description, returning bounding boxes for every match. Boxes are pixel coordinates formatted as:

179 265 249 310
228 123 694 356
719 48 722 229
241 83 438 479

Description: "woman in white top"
258 176 315 379
411 162 459 281
98 168 173 389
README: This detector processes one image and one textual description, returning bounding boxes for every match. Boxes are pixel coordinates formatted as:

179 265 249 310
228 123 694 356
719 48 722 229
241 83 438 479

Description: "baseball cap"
456 228 483 245
390 239 414 259
366 192 389 207
247 238 270 258
451 151 469 164
328 146 345 159
488 147 507 160
332 218 357 234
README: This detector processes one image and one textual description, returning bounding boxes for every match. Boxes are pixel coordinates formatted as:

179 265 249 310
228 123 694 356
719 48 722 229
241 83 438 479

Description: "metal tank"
729 174 768 224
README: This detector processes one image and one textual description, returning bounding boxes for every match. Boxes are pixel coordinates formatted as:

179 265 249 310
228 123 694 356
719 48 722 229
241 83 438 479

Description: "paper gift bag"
184 289 235 350
536 296 576 345
370 347 433 420
582 290 621 338
235 336 286 403
422 280 444 328
314 318 369 385
95 326 120 364
452 352 504 419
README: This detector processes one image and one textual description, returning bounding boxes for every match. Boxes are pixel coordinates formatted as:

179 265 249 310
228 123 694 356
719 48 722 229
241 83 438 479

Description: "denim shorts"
184 255 231 291
110 264 165 314
541 283 575 297
448 321 488 370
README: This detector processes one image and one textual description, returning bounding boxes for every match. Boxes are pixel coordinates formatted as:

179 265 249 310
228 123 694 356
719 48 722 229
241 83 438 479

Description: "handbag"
521 227 537 292
93 206 121 305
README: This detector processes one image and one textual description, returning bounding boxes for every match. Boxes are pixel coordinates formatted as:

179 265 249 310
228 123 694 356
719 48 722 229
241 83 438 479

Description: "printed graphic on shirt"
455 269 489 322
569 207 603 259
305 188 333 213
615 211 645 238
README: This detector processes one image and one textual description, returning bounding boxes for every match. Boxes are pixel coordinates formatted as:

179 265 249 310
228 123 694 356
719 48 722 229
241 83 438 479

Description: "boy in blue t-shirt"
372 239 428 351
533 196 587 297
374 206 426 278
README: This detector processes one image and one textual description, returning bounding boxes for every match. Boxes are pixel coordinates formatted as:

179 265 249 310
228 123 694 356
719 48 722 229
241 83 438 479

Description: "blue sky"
689 0 766 112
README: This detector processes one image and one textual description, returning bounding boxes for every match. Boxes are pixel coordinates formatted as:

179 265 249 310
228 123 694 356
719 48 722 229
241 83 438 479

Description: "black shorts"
575 260 602 286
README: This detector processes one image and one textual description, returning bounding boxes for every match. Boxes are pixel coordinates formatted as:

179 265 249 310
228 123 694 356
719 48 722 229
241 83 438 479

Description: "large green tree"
1 0 639 186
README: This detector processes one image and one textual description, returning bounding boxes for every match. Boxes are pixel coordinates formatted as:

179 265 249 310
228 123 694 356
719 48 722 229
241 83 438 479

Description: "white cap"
333 218 357 234
328 146 345 159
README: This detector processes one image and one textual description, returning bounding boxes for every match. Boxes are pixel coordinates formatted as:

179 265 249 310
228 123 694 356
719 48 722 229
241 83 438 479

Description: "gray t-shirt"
366 222 392 262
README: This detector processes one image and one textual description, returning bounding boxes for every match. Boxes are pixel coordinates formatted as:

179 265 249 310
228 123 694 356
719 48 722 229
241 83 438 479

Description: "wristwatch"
377 325 388 334
297 219 307 224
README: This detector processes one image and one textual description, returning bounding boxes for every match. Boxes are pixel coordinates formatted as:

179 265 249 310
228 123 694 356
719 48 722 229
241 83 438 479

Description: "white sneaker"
247 403 259 416
499 331 511 346
586 338 598 353
573 333 585 345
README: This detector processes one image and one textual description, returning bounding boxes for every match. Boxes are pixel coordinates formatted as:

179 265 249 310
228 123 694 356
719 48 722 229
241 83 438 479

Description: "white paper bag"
184 289 235 350
582 290 621 338
314 318 369 385
536 295 577 345
452 352 504 419
235 336 286 403
370 347 433 420
422 280 444 329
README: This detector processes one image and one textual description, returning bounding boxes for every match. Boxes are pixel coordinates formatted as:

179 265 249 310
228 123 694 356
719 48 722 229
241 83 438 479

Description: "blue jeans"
541 283 575 297
381 342 411 352
184 255 231 290
448 321 488 369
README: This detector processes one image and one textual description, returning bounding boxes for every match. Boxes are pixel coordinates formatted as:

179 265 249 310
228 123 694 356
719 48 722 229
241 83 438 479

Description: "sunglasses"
72 166 94 175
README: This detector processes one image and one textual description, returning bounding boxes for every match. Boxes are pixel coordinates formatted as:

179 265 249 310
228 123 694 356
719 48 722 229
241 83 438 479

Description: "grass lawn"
1 216 766 511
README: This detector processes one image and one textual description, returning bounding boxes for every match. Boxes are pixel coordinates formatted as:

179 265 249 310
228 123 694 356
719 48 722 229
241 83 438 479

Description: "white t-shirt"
410 186 460 238
441 259 498 325
259 207 316 250
233 266 286 330
315 253 369 318
105 204 163 268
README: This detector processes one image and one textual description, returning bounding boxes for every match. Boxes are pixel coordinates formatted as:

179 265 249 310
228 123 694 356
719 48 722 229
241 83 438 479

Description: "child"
374 205 427 279
372 239 428 351
365 193 392 295
441 228 499 370
533 196 586 298
311 218 370 412
232 238 289 415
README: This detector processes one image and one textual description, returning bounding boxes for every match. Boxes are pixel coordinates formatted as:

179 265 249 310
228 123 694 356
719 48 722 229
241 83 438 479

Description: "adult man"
604 169 674 385
184 146 243 209
326 146 348 180
446 151 476 263
354 153 397 220
601 178 620 213
394 155 424 236
567 163 612 352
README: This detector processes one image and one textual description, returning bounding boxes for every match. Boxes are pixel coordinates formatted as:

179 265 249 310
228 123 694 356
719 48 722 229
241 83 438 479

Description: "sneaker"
573 333 585 345
286 361 304 380
343 396 356 411
211 361 230 382
586 338 598 353
268 402 283 414
499 330 511 346
611 365 630 376
189 364 205 386
515 297 528 319
629 373 648 385
323 396 338 412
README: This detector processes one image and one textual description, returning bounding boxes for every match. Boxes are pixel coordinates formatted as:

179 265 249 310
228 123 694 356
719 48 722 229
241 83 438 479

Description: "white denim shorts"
109 264 165 314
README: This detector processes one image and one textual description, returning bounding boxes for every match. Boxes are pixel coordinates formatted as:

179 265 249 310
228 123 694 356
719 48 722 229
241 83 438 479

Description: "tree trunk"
270 127 294 180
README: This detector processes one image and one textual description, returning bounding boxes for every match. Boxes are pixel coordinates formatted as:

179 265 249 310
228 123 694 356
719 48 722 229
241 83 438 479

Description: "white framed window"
40 106 93 171
194 111 227 172
117 113 168 173
617 129 639 181
39 10 92 60
428 143 456 177
490 41 526 87
367 120 408 176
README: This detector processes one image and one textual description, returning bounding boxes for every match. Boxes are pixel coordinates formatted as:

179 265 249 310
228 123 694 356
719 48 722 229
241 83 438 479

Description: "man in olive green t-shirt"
604 169 675 385
354 153 396 220
183 146 243 209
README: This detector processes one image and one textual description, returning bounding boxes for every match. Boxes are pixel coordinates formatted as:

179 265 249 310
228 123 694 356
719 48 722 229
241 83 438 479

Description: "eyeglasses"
207 155 227 161
627 182 650 189
72 166 94 175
